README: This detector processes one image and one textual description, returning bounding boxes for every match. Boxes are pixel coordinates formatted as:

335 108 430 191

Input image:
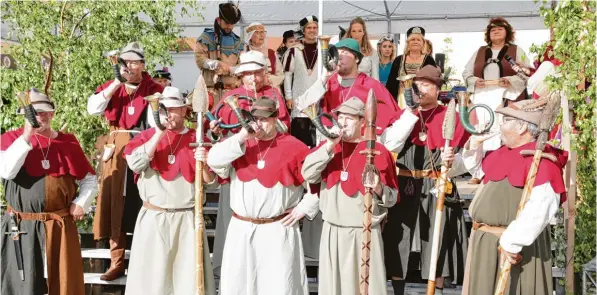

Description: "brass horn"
103 49 128 82
144 93 167 131
302 103 340 139
397 74 419 109
452 86 494 135
16 91 40 128
223 94 255 134
318 35 338 72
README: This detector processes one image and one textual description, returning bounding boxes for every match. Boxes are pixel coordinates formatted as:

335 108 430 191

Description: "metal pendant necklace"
256 138 276 169
340 141 360 181
34 134 52 170
165 131 184 164
418 105 439 142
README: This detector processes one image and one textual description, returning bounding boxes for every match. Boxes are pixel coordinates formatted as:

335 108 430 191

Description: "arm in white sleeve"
296 186 320 220
503 47 533 100
269 54 285 87
206 133 246 179
202 59 220 71
301 146 333 184
295 77 327 111
125 131 164 174
0 136 33 180
72 173 98 212
87 81 121 115
460 140 485 178
377 184 398 208
371 54 380 80
379 110 419 153
284 72 294 99
499 182 560 253
462 51 479 93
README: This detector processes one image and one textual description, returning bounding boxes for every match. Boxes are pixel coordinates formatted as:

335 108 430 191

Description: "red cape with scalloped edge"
95 72 164 129
1 128 95 180
313 140 399 197
231 133 310 188
394 105 471 150
123 128 214 183
481 141 568 204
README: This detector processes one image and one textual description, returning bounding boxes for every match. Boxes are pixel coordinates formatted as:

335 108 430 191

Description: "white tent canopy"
179 0 547 38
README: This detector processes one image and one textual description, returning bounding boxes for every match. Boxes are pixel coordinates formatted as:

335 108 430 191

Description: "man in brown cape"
1 89 97 294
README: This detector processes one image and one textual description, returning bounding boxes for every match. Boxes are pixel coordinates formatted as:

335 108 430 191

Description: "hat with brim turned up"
17 88 55 114
235 51 267 75
495 98 546 126
334 38 364 62
160 86 187 108
119 42 145 61
250 98 278 118
413 65 443 87
332 97 365 117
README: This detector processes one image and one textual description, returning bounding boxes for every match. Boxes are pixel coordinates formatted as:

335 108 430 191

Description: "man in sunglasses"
87 41 164 281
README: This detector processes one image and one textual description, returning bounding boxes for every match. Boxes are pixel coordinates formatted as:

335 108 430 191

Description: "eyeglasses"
254 31 267 36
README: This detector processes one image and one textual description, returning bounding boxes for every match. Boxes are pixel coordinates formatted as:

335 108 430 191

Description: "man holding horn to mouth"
87 41 164 281
122 86 217 295
378 66 470 295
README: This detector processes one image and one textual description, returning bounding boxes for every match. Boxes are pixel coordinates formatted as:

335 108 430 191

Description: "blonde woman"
377 34 397 85
343 17 379 80
385 26 436 108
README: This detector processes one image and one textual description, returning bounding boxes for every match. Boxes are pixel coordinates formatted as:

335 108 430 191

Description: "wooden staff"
190 74 211 295
426 99 457 295
493 92 561 295
359 89 380 295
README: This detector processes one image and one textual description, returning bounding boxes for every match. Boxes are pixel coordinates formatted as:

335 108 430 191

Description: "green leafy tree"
440 36 458 89
532 0 596 288
0 1 202 229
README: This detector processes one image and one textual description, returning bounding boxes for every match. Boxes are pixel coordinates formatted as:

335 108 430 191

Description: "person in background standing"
152 68 172 88
343 17 379 80
385 26 436 109
244 22 285 94
276 30 297 61
377 34 397 86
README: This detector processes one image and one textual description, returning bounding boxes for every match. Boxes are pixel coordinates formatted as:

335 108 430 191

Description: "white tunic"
124 137 217 295
207 134 319 295
283 43 320 118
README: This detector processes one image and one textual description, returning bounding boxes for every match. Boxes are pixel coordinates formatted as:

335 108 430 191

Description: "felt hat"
333 97 365 117
119 42 145 61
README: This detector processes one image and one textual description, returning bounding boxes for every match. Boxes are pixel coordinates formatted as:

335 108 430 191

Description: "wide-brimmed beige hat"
120 42 145 61
235 51 266 75
17 88 55 114
333 97 365 117
160 86 187 108
495 98 546 126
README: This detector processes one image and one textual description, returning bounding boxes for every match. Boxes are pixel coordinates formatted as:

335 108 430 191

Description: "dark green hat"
334 38 363 63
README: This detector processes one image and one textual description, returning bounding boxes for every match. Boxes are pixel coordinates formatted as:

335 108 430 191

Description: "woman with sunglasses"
385 26 436 109
343 17 379 80
377 35 397 86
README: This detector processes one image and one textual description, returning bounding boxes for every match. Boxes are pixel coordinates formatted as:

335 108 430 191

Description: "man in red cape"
1 89 97 295
444 98 567 295
379 65 470 295
121 86 217 294
301 98 398 295
87 41 164 280
206 50 291 277
207 98 319 294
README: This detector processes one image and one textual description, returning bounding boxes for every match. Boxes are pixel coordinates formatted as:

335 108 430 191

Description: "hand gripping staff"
189 74 212 295
426 99 457 295
493 92 561 295
358 89 380 295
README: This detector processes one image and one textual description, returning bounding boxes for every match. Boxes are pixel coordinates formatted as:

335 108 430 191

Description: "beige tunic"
301 146 398 295
124 140 217 295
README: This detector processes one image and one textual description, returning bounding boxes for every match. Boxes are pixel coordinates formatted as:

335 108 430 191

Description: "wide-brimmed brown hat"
333 97 364 117
495 98 546 126
250 98 278 118
414 65 443 87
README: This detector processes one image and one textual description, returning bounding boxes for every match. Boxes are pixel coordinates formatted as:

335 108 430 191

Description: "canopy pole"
317 0 323 78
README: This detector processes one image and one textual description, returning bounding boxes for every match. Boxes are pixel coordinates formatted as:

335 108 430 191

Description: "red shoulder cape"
314 140 399 197
395 105 471 149
231 133 309 188
321 73 400 135
1 129 95 180
481 142 568 204
123 128 206 183
95 72 164 129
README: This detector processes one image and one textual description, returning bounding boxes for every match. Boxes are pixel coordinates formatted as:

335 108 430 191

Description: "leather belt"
232 211 289 225
143 201 194 213
9 207 70 222
472 220 506 237
397 168 441 179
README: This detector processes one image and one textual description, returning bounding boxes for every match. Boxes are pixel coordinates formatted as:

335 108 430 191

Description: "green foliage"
1 0 202 155
0 1 202 226
532 0 596 274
